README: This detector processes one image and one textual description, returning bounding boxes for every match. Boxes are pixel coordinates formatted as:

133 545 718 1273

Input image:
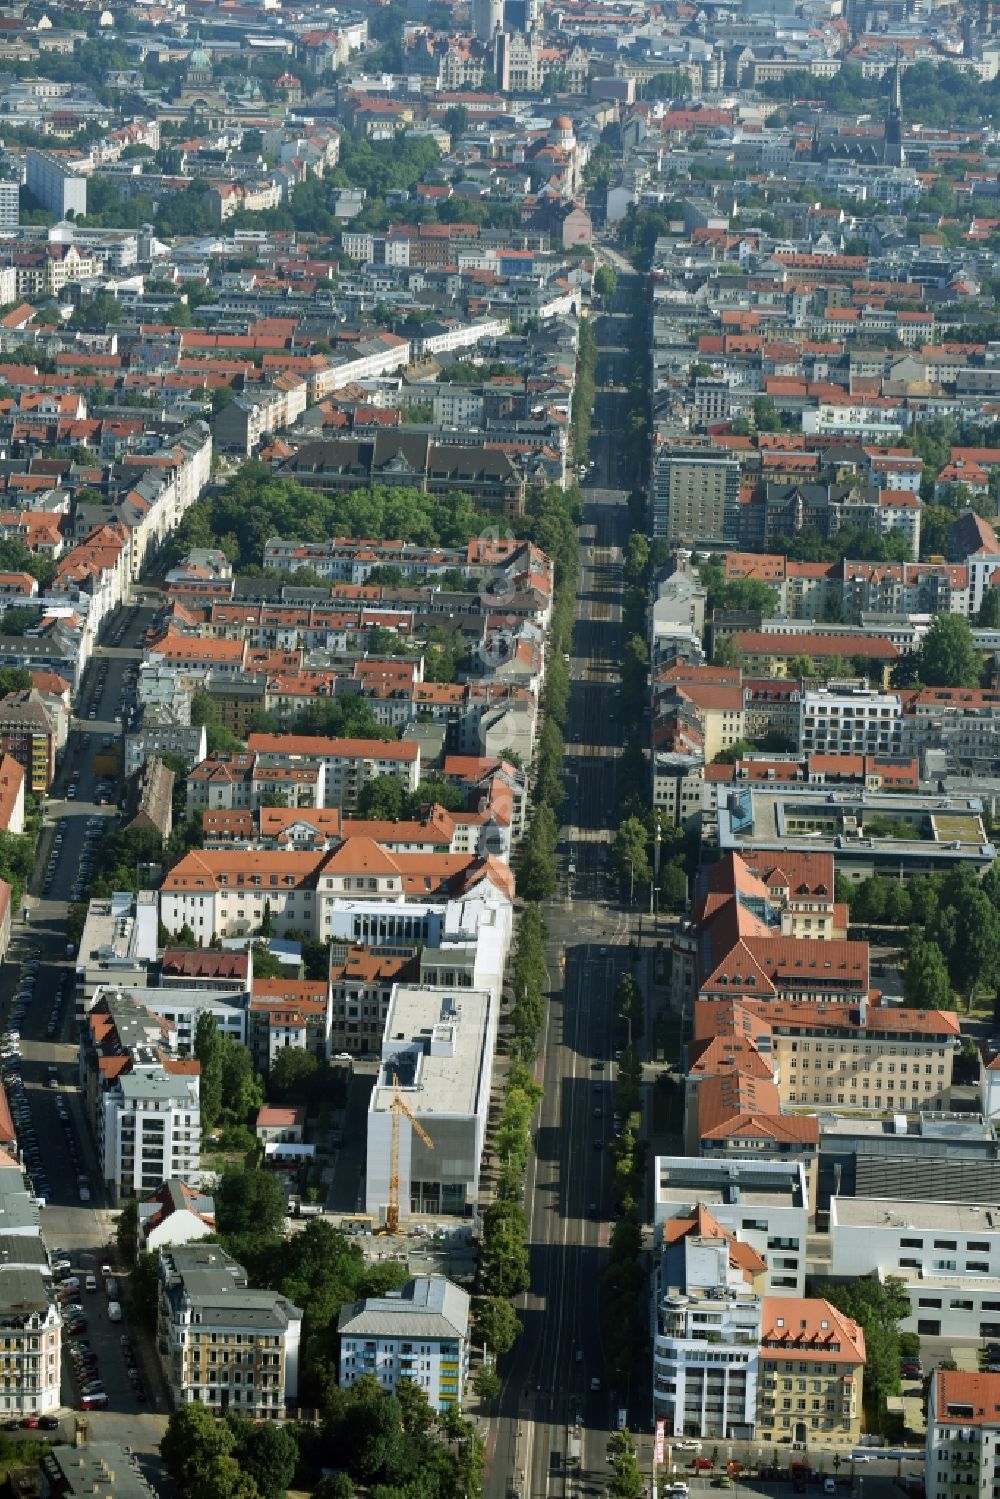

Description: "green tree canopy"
903 932 953 1010
613 817 651 892
268 1045 320 1102
594 265 618 300
168 464 489 576
215 1166 286 1238
918 612 984 688
473 1296 522 1356
236 1421 298 1499
161 1404 236 1495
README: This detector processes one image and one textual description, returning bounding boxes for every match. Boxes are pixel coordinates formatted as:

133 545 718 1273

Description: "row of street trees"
477 471 581 1369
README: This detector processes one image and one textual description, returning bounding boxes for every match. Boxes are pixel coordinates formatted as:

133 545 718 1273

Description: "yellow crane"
386 1074 433 1234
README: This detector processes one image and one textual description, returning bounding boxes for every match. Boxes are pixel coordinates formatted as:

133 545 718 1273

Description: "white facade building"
338 1276 470 1412
0 1270 61 1417
799 682 903 757
655 1157 810 1296
117 984 248 1052
830 1197 1000 1281
652 1231 762 1437
101 1069 201 1206
26 149 87 217
926 1368 1000 1499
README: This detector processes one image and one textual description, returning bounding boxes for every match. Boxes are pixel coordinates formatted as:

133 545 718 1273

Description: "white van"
107 1301 122 1323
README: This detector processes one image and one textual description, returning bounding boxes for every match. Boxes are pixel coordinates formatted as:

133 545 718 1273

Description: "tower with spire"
884 53 904 166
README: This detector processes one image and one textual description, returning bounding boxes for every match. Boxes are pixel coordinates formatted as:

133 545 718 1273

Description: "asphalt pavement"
1 600 170 1457
484 276 639 1499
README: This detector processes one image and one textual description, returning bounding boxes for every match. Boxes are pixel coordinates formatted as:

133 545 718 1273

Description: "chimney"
74 1416 89 1447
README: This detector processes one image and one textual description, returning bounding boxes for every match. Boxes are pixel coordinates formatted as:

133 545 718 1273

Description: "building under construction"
365 985 496 1223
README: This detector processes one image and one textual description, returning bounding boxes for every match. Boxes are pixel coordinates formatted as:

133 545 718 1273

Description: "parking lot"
56 1257 150 1415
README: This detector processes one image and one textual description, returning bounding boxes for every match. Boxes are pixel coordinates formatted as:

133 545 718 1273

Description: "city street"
484 277 638 1499
1 599 170 1449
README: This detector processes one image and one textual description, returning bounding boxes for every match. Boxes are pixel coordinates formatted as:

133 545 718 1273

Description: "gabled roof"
760 1296 865 1364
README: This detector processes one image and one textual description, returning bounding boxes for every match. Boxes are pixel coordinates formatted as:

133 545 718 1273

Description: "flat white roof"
833 1197 1000 1232
373 985 492 1120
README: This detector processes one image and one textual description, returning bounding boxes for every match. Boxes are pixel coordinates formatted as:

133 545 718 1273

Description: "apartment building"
0 1268 61 1417
366 986 496 1221
338 1276 470 1412
159 948 252 994
130 984 248 1051
755 1296 865 1448
656 673 746 762
651 446 741 542
926 1369 1000 1499
0 690 56 793
0 755 24 836
25 148 87 217
101 1066 202 1206
79 988 202 1203
328 944 419 1055
903 687 1000 777
0 182 18 228
157 1244 302 1418
125 720 206 778
248 977 331 1070
799 682 903 757
247 733 420 811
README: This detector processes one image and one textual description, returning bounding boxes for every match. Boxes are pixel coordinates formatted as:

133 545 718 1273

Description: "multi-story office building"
338 1276 470 1412
366 985 496 1221
651 446 740 542
926 1369 1000 1499
655 1156 810 1295
652 1213 763 1438
0 1269 61 1417
757 1001 960 1114
830 1197 1000 1283
799 682 903 757
157 1244 302 1418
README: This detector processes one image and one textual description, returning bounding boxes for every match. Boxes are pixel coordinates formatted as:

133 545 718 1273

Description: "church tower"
884 55 904 166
